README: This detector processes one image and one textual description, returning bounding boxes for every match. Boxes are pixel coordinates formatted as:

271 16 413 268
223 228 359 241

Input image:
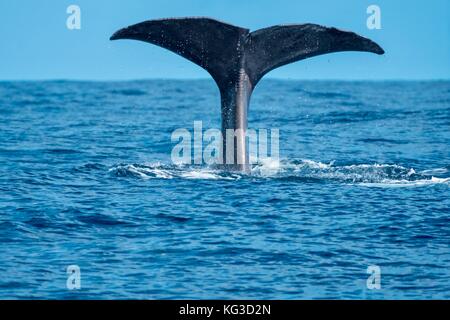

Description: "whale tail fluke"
110 17 384 170
110 17 384 90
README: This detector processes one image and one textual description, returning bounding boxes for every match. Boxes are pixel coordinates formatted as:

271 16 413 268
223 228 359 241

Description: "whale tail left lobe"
110 17 249 94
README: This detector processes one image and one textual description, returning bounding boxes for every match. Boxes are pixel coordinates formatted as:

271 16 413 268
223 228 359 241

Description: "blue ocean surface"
0 80 449 299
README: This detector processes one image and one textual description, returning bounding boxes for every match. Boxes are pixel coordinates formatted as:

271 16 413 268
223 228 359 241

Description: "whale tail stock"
110 17 384 170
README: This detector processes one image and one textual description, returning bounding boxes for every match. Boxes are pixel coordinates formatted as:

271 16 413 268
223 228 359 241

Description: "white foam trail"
420 168 448 175
359 177 450 188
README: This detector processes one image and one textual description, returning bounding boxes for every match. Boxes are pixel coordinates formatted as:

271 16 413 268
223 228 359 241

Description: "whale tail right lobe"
110 17 384 93
244 23 384 86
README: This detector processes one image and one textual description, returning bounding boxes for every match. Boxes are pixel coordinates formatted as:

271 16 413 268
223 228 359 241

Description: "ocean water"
0 79 449 299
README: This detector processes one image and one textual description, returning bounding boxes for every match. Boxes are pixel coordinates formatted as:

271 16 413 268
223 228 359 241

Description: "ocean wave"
109 89 147 96
108 163 241 180
107 160 450 187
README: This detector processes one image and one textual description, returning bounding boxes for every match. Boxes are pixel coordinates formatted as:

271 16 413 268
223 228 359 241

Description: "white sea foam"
108 159 450 186
251 157 281 176
180 170 220 180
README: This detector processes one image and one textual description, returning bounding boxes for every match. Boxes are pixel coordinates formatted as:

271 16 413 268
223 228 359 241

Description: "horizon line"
1 77 449 83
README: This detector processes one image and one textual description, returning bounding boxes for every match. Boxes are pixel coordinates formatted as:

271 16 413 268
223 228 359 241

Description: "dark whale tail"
110 17 384 170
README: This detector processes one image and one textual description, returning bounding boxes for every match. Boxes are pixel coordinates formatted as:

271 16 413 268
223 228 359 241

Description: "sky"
0 0 449 80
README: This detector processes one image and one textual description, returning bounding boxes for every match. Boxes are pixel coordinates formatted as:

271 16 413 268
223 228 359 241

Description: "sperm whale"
110 17 384 171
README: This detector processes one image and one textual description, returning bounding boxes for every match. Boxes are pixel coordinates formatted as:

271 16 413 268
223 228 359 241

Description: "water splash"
108 159 450 187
